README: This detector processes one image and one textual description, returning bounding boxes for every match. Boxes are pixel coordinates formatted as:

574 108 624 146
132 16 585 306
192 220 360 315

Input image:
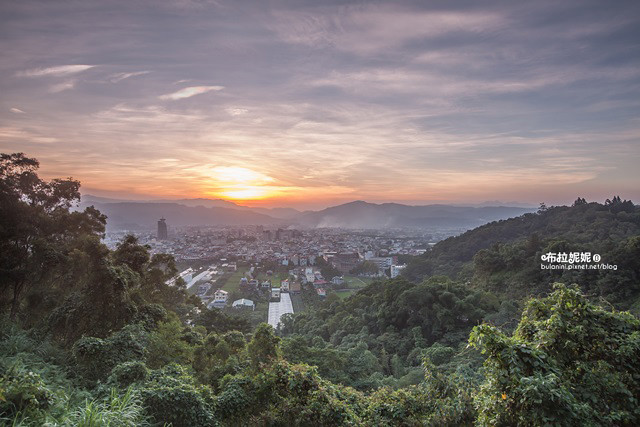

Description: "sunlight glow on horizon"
207 166 278 200
214 186 276 201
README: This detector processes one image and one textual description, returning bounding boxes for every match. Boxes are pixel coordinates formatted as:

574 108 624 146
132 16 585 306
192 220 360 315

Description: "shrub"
138 364 217 427
107 361 149 388
72 324 148 384
0 369 52 421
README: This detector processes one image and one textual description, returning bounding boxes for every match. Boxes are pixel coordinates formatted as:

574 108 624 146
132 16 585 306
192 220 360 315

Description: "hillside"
404 198 640 305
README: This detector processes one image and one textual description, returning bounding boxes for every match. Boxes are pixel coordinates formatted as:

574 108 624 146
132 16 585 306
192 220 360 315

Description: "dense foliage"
470 284 640 426
279 277 500 389
1 153 639 426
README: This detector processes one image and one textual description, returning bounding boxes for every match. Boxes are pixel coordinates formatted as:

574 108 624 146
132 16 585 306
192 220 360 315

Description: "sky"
0 0 639 209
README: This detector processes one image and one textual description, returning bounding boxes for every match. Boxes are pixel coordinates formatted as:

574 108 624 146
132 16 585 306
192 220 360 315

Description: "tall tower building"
157 217 168 240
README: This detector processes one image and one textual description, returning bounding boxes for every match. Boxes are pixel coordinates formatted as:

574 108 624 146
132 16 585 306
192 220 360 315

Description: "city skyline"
1 1 639 210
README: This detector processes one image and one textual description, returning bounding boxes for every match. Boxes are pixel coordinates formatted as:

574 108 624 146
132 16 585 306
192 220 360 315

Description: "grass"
0 323 149 427
265 271 291 287
251 301 270 326
335 290 356 300
223 292 270 327
343 275 375 288
220 269 247 294
65 388 150 427
290 293 304 312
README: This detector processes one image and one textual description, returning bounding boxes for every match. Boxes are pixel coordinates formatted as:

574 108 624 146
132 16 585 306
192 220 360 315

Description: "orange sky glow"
1 1 639 209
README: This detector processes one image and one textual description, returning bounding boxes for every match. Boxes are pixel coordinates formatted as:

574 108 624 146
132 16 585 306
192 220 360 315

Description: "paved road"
268 293 294 328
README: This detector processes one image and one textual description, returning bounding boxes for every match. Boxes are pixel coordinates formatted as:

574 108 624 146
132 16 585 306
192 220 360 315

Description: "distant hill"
251 206 300 219
80 196 535 230
79 200 283 230
81 195 300 220
294 200 535 229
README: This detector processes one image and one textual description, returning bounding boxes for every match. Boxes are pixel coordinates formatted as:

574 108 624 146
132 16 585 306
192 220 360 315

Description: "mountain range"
79 195 536 231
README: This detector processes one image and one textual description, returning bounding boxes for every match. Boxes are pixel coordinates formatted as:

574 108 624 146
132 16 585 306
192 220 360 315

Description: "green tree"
0 152 106 319
350 261 380 276
247 323 281 369
146 316 198 369
470 284 640 426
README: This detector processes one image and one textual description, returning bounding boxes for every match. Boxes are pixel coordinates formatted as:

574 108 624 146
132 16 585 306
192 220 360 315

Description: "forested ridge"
2 153 639 426
404 198 640 306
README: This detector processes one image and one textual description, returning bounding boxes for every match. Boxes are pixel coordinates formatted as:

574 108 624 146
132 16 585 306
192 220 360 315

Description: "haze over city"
1 0 639 209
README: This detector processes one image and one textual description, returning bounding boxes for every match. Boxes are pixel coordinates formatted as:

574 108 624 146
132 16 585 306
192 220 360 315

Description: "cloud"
10 108 25 114
211 166 274 184
271 6 504 54
159 85 224 100
0 126 57 144
49 80 76 93
108 71 150 83
225 107 248 116
94 103 206 124
17 64 94 77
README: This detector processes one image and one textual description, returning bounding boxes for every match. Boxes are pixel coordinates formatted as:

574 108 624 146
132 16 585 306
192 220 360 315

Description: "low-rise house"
390 264 407 278
208 289 228 309
313 279 327 289
289 282 301 294
232 298 255 310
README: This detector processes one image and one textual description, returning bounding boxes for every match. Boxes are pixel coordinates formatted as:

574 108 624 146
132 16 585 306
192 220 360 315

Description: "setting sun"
212 167 274 184
218 186 273 200
208 166 278 200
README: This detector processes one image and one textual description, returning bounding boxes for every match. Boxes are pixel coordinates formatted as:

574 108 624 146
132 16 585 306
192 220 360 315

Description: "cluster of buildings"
103 221 446 313
107 223 433 270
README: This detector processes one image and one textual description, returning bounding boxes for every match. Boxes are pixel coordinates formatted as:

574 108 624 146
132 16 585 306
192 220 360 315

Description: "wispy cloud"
271 6 505 54
108 71 150 83
159 85 224 100
17 64 94 77
94 103 206 124
10 108 25 114
49 80 76 93
211 166 274 184
225 107 248 116
0 126 57 144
